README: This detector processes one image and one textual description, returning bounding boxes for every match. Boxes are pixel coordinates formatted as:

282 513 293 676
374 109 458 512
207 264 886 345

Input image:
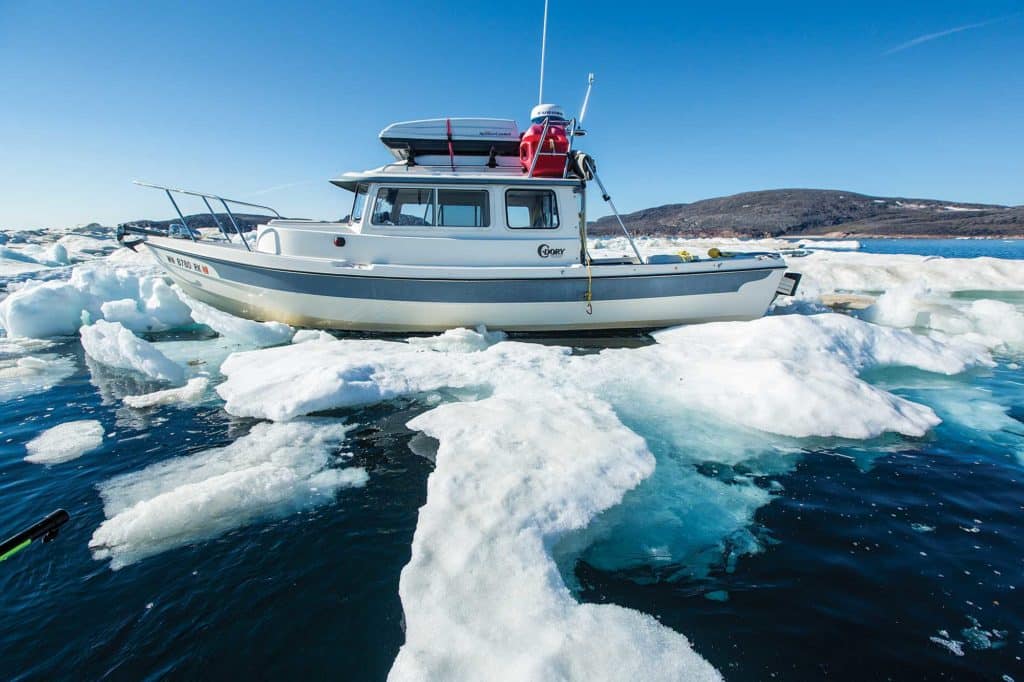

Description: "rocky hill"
589 189 1024 238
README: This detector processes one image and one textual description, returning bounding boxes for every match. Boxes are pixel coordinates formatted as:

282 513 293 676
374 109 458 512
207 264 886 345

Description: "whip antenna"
538 0 549 104
579 73 595 125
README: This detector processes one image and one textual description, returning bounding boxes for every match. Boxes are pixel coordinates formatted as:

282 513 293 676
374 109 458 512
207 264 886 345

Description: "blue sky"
1 0 1021 228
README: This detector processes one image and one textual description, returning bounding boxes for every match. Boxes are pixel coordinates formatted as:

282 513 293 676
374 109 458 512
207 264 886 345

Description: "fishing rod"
0 510 71 563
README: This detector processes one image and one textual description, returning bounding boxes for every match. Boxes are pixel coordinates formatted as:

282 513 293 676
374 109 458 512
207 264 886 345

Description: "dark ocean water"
1 239 1022 680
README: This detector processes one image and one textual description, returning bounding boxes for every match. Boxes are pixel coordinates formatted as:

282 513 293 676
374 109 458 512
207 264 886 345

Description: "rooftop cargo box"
379 118 520 161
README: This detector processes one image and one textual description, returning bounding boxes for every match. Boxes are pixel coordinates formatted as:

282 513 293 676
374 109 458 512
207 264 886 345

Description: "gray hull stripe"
155 245 779 303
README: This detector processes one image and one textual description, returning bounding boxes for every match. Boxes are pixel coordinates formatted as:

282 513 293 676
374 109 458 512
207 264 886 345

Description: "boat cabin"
252 117 597 268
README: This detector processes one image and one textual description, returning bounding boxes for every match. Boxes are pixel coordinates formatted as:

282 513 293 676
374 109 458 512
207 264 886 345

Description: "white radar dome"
530 103 566 124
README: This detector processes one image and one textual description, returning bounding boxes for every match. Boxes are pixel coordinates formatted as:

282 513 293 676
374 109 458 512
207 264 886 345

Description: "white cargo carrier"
379 118 521 162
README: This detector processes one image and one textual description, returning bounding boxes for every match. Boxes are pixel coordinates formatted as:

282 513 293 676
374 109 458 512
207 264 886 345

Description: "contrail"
883 15 1015 55
244 180 317 198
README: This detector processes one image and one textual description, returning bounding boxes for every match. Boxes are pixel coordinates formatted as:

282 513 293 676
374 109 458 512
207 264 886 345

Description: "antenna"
579 73 595 125
538 0 549 104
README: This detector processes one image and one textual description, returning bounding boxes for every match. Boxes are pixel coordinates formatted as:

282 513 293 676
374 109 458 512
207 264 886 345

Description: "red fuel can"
519 123 569 177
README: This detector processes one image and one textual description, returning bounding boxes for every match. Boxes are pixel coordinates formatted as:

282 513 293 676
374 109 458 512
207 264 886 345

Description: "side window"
437 190 490 227
349 183 367 224
506 190 559 229
372 188 435 226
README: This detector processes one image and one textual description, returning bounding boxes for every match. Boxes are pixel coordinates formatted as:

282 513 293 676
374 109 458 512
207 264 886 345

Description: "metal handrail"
133 181 285 251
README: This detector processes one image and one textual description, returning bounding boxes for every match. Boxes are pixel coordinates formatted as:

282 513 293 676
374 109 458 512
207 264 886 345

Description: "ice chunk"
291 329 337 344
796 239 861 250
89 419 365 569
123 377 210 408
0 260 192 338
175 288 293 347
865 283 1024 350
406 325 506 353
80 320 185 384
390 388 720 682
0 353 75 401
24 420 104 464
0 280 88 337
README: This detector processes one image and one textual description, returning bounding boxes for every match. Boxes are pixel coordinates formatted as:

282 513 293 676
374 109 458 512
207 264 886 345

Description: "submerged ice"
89 419 367 570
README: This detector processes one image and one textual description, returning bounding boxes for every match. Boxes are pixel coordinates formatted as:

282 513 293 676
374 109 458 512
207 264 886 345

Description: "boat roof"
330 163 583 191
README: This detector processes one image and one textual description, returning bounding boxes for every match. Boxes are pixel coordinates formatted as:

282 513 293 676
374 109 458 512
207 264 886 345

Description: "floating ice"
218 314 990 440
123 377 210 408
89 419 365 570
175 288 293 347
864 283 1024 351
796 239 861 250
796 251 1024 295
0 337 75 401
405 325 506 353
214 315 995 630
24 420 104 464
291 329 337 344
390 388 720 682
80 320 185 384
929 634 965 657
0 260 192 337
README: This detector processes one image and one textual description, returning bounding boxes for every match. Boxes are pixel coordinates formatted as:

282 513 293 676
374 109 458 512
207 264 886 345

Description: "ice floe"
864 283 1024 351
0 260 191 337
218 314 990 440
389 388 720 681
795 239 861 250
80 320 185 384
175 288 293 347
0 337 75 401
123 377 210 408
24 420 104 464
89 419 366 570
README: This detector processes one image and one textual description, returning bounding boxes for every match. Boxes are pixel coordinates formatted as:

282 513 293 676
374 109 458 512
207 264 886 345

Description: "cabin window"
349 183 367 224
506 189 559 229
372 188 435 226
436 189 489 227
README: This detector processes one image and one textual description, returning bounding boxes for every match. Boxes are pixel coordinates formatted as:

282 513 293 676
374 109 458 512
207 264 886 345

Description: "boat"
117 14 799 333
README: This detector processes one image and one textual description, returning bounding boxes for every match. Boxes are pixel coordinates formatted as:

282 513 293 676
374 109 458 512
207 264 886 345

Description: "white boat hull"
144 238 787 332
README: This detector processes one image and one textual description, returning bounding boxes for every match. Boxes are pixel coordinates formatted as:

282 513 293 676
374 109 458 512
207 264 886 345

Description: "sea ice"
24 420 104 464
865 283 1024 350
291 329 337 344
389 387 720 681
175 288 293 347
123 377 210 408
405 325 506 352
89 419 365 570
796 239 861 250
0 347 75 402
0 260 192 337
80 320 185 384
217 314 990 440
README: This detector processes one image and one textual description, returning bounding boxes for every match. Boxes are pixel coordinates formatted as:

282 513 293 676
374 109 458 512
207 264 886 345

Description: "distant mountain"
589 189 1024 238
123 213 272 233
